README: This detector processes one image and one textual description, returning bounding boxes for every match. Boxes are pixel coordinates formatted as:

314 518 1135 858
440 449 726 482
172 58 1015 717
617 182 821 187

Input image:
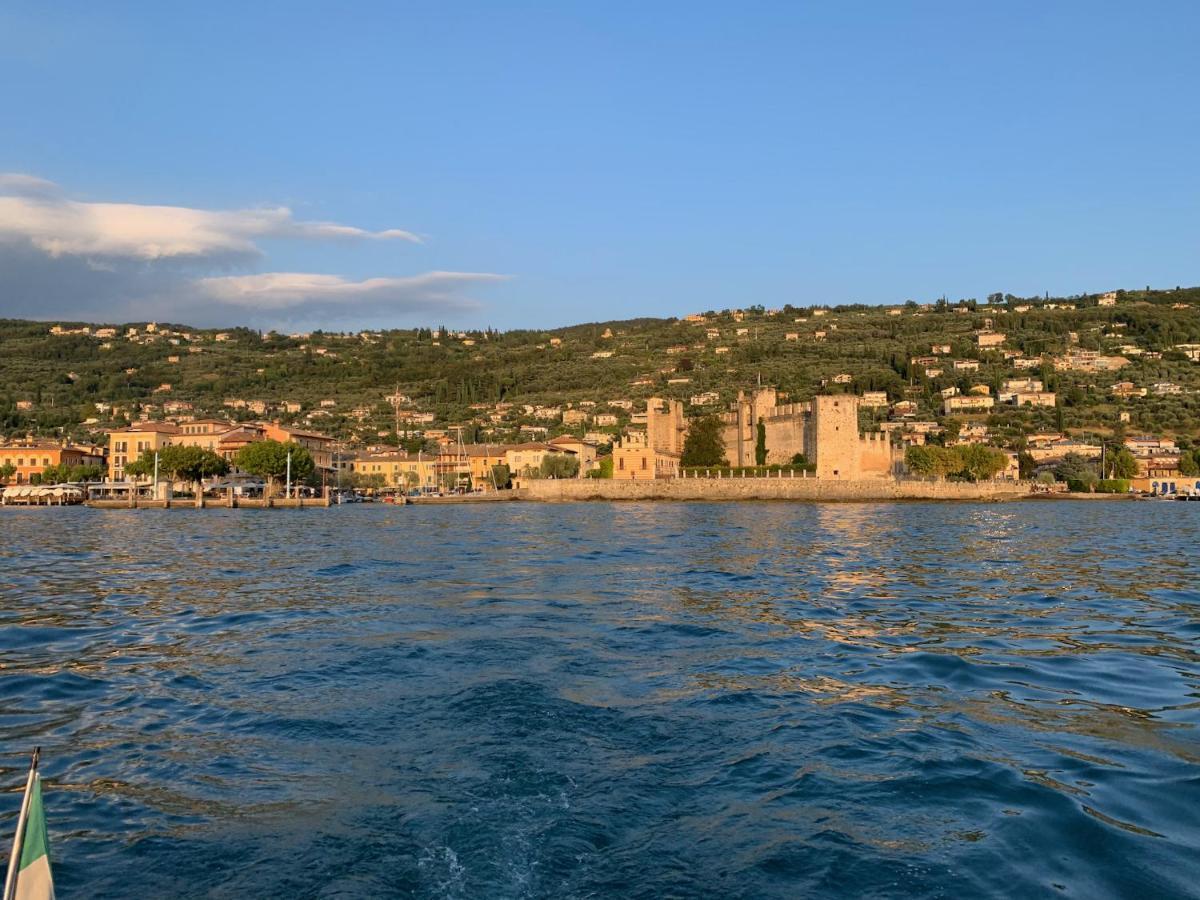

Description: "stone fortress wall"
721 390 902 477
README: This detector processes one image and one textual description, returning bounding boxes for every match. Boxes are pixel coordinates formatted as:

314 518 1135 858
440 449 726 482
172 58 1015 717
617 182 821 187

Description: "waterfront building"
0 441 106 484
107 422 179 481
547 435 599 475
261 423 336 473
612 431 680 480
351 451 437 491
505 442 575 474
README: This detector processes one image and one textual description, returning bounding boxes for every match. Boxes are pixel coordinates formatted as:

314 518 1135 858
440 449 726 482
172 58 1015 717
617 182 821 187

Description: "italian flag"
10 777 54 900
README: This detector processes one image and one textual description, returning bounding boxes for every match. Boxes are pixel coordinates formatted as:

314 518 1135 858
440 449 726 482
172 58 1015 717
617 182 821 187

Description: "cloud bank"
0 174 503 328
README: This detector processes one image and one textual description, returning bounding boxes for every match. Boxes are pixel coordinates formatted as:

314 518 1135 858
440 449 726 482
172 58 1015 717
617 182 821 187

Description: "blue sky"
1 1 1197 330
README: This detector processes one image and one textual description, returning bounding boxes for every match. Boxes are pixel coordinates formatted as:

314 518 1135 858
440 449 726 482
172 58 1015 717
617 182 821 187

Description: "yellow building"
463 445 512 487
107 422 180 481
350 452 438 491
506 442 577 481
174 418 242 452
612 431 680 480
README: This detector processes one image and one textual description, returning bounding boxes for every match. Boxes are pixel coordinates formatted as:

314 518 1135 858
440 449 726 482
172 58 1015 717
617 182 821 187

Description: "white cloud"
0 174 506 328
0 173 420 261
195 271 506 311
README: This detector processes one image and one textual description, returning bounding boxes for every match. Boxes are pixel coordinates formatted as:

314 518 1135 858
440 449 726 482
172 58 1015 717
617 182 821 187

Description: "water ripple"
0 502 1197 898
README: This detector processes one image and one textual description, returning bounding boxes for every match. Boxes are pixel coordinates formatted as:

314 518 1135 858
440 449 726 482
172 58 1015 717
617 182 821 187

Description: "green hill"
2 285 1200 452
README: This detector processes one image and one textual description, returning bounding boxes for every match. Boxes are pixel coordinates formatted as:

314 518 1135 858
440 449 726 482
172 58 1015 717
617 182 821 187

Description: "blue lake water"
1 502 1198 898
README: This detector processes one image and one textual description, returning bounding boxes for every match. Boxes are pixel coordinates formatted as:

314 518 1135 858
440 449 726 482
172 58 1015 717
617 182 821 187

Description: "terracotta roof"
264 423 334 441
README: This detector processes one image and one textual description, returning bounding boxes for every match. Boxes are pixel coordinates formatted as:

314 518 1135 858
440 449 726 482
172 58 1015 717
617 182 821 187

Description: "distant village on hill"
2 284 1200 499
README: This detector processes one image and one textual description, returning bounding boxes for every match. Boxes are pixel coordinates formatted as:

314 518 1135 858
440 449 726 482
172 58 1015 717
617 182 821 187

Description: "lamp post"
285 450 292 500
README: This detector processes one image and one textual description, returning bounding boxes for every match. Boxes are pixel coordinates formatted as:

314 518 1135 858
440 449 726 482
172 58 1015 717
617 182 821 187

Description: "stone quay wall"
518 476 1032 503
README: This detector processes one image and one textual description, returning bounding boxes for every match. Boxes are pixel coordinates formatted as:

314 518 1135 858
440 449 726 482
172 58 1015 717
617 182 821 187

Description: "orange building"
0 441 107 484
261 423 336 472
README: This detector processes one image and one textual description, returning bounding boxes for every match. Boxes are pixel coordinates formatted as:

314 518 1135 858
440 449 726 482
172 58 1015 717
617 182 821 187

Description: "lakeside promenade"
0 477 1040 508
6 477 1170 509
517 477 1033 502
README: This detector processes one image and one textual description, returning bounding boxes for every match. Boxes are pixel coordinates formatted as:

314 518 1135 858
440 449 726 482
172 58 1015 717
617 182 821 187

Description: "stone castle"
720 388 901 479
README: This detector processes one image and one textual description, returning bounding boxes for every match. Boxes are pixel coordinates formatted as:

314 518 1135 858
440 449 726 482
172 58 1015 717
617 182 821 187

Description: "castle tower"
646 397 686 455
811 395 861 479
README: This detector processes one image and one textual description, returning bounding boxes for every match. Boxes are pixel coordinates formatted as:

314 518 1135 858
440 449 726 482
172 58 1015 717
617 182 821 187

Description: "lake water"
1 502 1197 898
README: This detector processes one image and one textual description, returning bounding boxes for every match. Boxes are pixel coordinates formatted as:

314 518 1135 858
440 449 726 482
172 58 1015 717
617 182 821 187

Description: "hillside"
2 285 1200 452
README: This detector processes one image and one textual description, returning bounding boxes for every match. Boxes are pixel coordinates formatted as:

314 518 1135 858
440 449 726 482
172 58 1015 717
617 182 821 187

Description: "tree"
350 472 386 491
1179 452 1199 477
587 456 614 479
1107 447 1139 479
1054 452 1098 489
681 415 728 467
164 446 230 489
1018 451 1036 480
125 445 230 493
754 419 767 466
905 445 940 477
490 463 512 488
540 454 580 479
235 440 313 495
31 463 104 484
904 445 962 477
123 453 155 479
957 445 1008 481
0 461 14 483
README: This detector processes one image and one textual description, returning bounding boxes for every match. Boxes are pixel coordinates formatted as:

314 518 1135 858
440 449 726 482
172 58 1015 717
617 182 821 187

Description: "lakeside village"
3 292 1200 506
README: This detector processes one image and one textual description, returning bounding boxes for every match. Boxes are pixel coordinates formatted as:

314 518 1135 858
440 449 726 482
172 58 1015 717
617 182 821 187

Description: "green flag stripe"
18 778 49 870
